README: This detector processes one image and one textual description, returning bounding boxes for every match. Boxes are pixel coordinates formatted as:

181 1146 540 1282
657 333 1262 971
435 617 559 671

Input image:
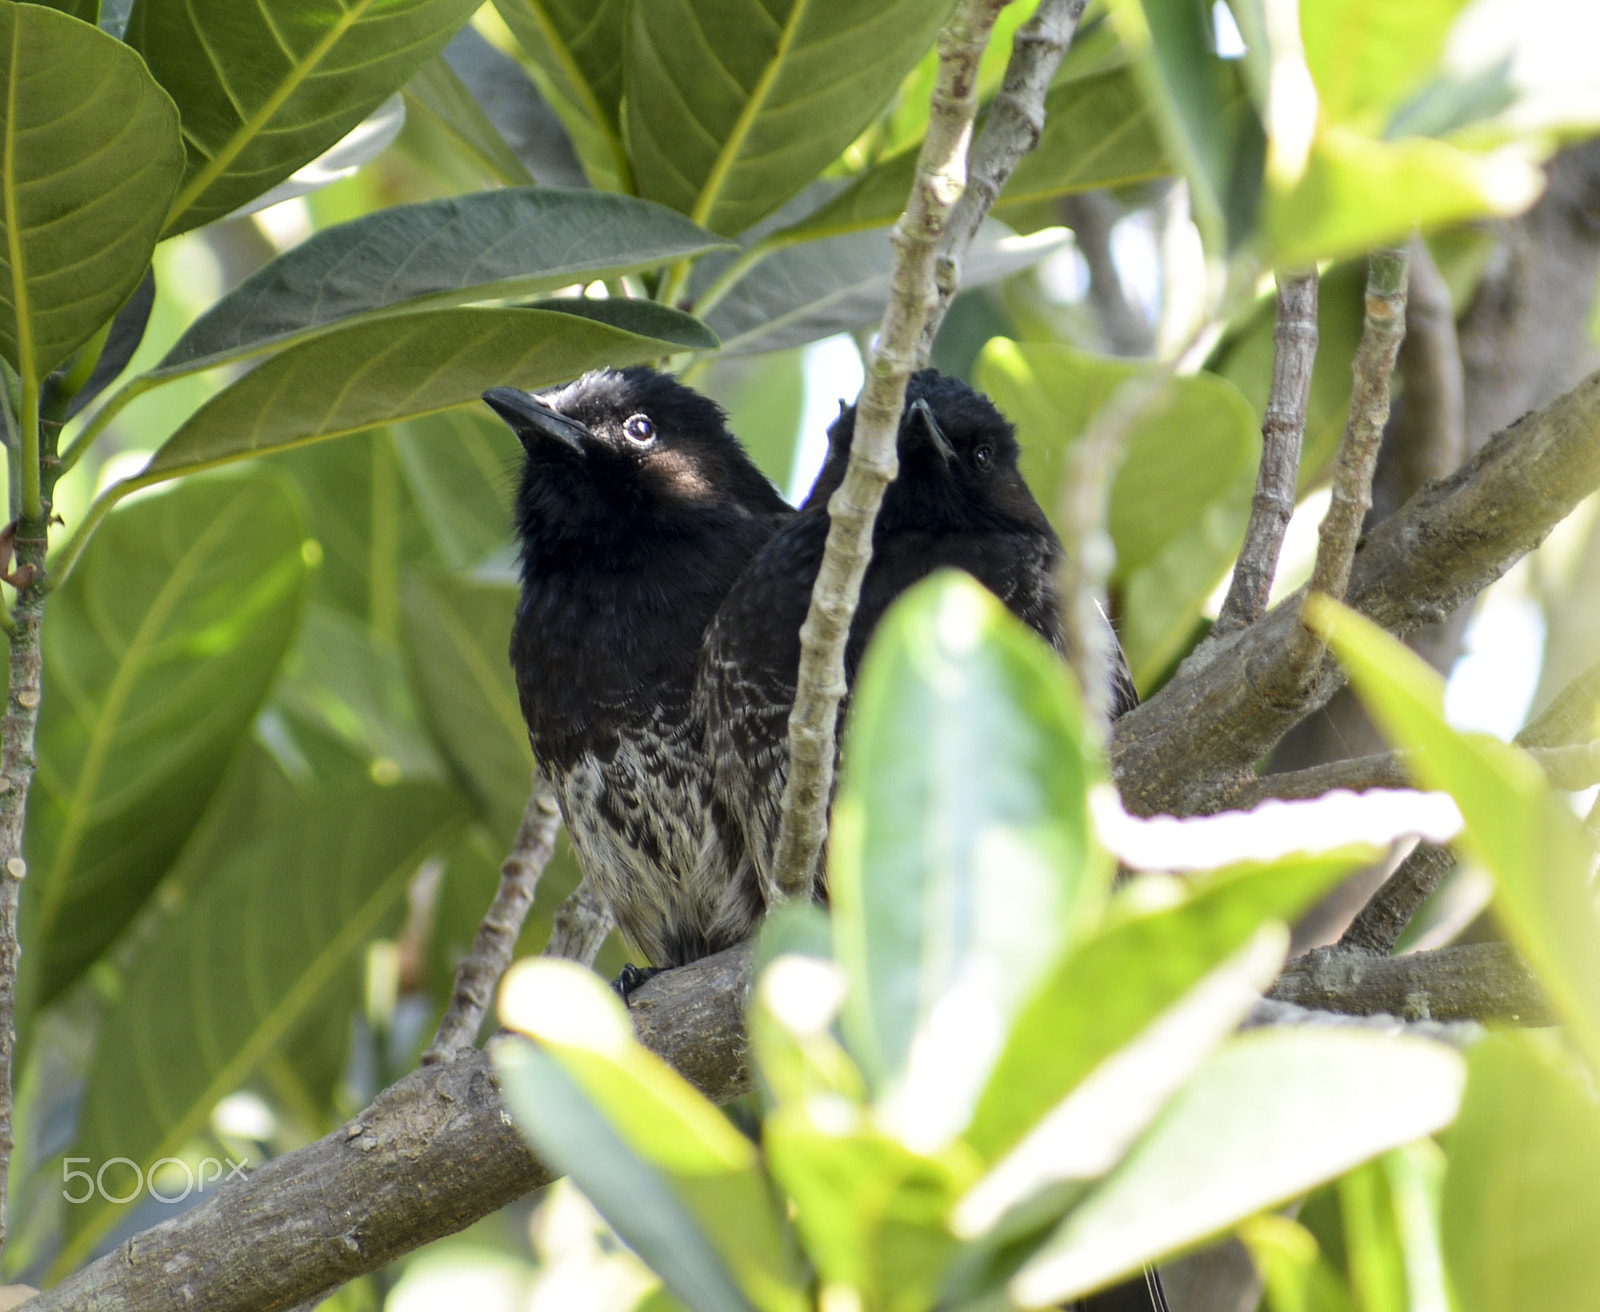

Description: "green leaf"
831 574 1110 1130
497 960 804 1312
491 0 629 190
963 854 1366 1167
126 0 482 235
62 781 467 1270
159 190 729 377
625 0 953 236
138 300 717 484
391 407 521 572
401 574 532 846
765 1104 971 1312
0 1 182 381
975 338 1259 575
24 474 307 1007
1300 0 1472 133
1238 1214 1355 1312
1309 597 1600 1073
1263 128 1544 268
1010 1029 1465 1307
786 67 1173 243
404 53 536 187
1441 1034 1600 1312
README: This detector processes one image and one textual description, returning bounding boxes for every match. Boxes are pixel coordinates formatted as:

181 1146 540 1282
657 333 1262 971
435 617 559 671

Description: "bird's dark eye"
972 444 994 472
623 414 656 445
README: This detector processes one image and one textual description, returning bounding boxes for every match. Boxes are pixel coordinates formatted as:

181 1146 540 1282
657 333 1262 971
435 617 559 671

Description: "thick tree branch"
1112 366 1600 817
21 944 755 1312
918 0 1088 362
422 775 561 1064
1213 269 1318 636
770 0 1009 900
1269 942 1552 1024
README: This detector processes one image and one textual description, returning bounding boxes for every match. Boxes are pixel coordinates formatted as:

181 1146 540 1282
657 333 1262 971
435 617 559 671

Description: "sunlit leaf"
127 0 482 235
0 1 182 381
1300 0 1473 133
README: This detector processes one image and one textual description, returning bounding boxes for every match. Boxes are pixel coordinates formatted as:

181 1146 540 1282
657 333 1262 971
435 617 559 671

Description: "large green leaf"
404 52 536 188
625 0 953 236
63 781 467 1270
401 573 532 845
498 960 804 1312
784 68 1173 243
1441 1034 1600 1312
137 300 717 484
1310 598 1600 1073
0 1 182 381
159 189 729 376
24 474 307 1006
1300 0 1472 134
1010 1029 1465 1306
831 574 1110 1132
126 0 482 235
962 854 1368 1168
975 339 1259 576
391 407 521 573
491 0 629 190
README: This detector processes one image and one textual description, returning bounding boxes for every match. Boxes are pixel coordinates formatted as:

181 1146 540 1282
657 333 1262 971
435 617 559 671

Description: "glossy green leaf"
159 190 728 376
765 1104 970 1312
1441 1034 1600 1312
975 338 1259 576
1107 0 1261 250
126 0 482 235
1300 0 1471 133
786 68 1173 243
1010 1029 1465 1307
139 300 717 484
491 0 629 190
63 781 467 1269
831 574 1110 1128
703 219 1059 357
626 0 952 236
497 960 804 1312
0 1 182 381
25 474 307 1007
391 407 521 573
404 53 536 187
1309 598 1600 1072
401 574 532 845
963 853 1366 1167
1263 128 1544 268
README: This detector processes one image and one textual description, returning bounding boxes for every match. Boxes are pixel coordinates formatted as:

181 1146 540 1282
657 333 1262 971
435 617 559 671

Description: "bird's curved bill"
482 387 589 453
906 397 955 462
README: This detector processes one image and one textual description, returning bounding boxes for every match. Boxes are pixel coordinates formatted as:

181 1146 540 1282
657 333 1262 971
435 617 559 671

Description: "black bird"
486 367 792 970
698 368 1139 903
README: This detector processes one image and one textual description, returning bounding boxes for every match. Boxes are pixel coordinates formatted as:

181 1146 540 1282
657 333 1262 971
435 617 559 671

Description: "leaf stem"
18 378 40 523
55 373 159 478
45 475 147 593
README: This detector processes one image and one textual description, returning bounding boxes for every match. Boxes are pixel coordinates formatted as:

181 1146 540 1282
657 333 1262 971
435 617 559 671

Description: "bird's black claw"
613 963 667 1000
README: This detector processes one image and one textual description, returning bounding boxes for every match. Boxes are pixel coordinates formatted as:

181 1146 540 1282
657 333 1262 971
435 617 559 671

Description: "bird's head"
486 367 787 557
810 370 1053 537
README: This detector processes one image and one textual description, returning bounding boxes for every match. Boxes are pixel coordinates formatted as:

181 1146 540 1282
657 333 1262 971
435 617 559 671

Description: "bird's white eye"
972 443 994 471
623 414 656 445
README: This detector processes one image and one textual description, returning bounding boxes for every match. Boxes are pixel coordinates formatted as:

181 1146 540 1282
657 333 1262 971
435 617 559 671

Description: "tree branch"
543 873 614 966
1212 269 1318 636
1269 942 1552 1024
918 0 1088 362
1338 843 1457 955
422 775 561 1064
769 0 1010 901
1112 366 1600 817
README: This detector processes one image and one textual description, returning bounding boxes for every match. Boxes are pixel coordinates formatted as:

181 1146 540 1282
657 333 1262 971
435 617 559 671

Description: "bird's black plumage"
698 368 1139 901
490 367 792 969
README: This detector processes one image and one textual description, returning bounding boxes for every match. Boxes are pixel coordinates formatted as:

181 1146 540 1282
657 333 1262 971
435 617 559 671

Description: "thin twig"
768 0 1012 902
421 775 561 1064
1338 843 1457 954
1307 247 1410 604
917 0 1088 362
1060 191 1154 356
1390 234 1465 497
1213 268 1319 636
543 873 614 966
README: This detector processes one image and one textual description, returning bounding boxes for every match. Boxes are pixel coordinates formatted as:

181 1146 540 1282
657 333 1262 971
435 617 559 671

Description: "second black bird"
698 368 1139 903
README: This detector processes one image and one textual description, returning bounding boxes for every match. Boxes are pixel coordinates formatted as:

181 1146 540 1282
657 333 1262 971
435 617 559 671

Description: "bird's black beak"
482 387 590 454
906 397 955 463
